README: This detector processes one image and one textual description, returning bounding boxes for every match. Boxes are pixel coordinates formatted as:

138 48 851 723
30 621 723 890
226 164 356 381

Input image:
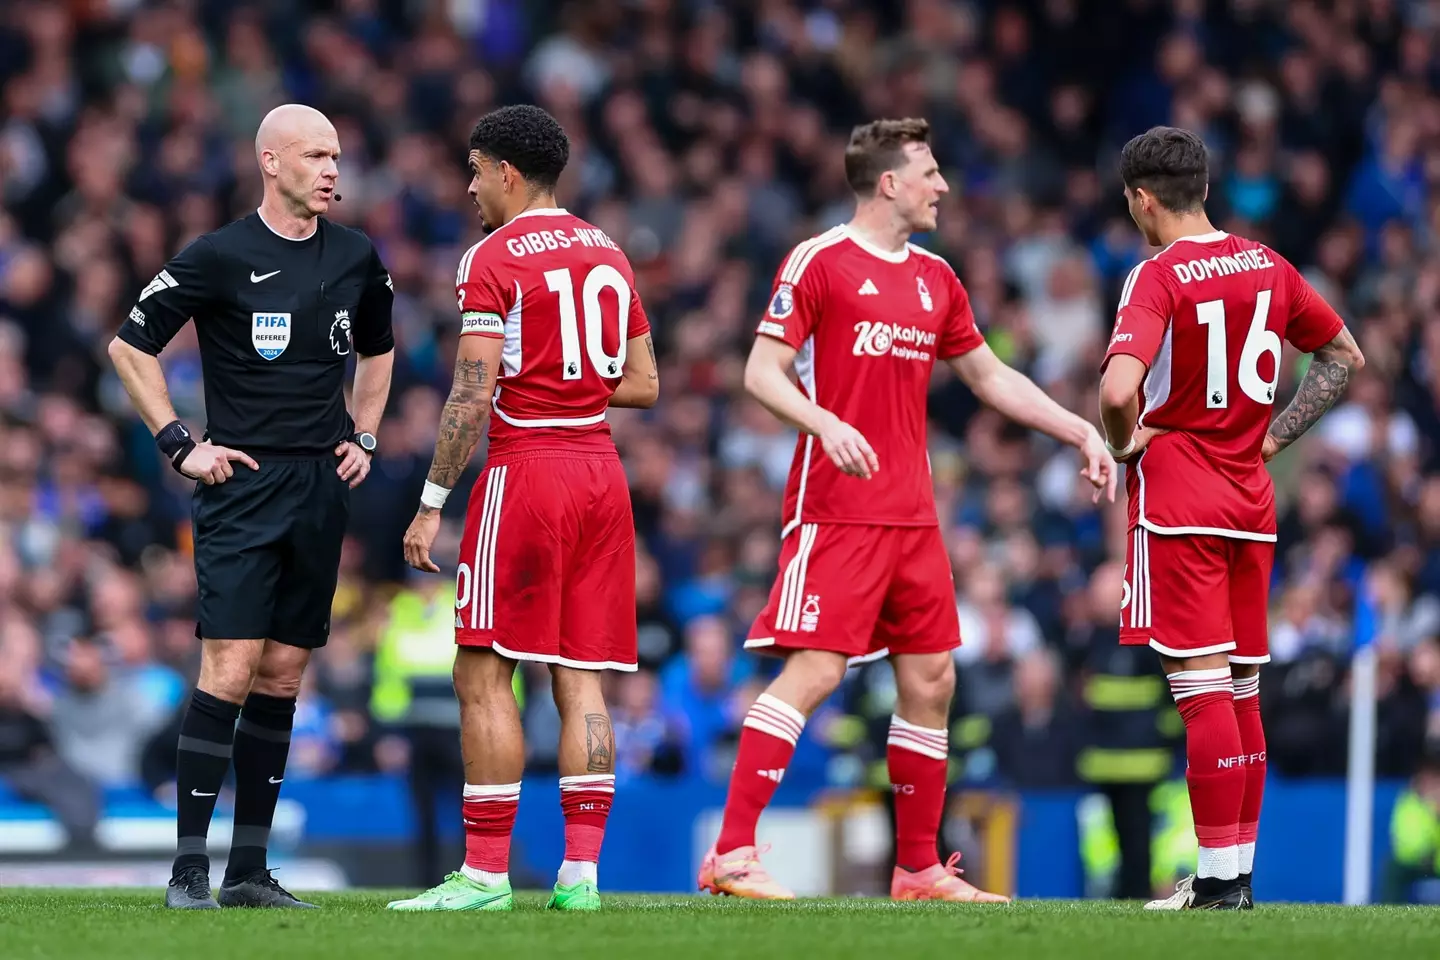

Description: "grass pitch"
2 889 1437 960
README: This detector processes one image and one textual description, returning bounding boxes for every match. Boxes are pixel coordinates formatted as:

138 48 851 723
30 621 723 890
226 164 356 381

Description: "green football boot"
386 872 513 911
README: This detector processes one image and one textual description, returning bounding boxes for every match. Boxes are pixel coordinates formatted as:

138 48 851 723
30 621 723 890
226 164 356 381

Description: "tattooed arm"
1263 326 1365 461
423 335 503 498
609 333 659 409
402 334 503 572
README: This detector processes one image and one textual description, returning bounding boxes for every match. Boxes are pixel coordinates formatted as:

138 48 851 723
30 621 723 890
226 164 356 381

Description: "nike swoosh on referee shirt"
250 270 281 283
191 789 217 797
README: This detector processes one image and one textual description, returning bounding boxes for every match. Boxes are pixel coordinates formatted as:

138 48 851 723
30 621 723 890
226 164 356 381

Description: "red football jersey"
455 208 650 458
757 226 985 533
1102 231 1343 539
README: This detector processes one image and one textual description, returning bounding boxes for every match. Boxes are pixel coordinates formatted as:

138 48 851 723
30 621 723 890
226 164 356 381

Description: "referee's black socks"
224 692 297 884
174 689 242 876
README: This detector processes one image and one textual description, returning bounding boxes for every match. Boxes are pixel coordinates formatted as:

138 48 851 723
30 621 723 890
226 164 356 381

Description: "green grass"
2 889 1437 960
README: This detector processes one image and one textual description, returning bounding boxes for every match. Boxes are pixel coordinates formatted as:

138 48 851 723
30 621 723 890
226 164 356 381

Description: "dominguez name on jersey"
852 320 937 361
1169 248 1275 284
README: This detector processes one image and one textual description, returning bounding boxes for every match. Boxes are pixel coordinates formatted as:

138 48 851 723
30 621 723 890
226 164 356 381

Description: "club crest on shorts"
769 283 795 319
329 309 352 356
799 593 821 632
251 312 290 360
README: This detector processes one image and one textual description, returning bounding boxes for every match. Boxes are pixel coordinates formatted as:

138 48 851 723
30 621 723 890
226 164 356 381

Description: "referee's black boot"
166 865 219 909
218 868 318 909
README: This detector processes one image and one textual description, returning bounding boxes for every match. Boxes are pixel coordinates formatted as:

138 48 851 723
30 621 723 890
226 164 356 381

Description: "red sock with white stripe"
1170 668 1243 884
887 715 949 872
558 774 614 886
461 782 520 886
716 693 806 854
1232 673 1265 878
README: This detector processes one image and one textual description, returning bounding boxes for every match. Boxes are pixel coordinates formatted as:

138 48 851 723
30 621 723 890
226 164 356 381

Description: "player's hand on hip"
180 442 259 485
335 441 371 488
1260 432 1280 463
403 510 442 573
819 417 879 479
1079 427 1118 504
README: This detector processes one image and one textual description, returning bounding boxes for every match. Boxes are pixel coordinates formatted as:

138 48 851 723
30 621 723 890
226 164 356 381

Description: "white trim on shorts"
490 639 638 673
1228 653 1271 664
1148 638 1237 658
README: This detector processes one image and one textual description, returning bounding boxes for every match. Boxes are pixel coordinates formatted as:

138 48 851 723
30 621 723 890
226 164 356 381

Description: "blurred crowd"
2 0 1440 834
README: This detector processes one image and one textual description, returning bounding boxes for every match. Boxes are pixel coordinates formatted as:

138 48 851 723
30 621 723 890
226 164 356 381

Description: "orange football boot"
890 853 1011 903
698 844 796 900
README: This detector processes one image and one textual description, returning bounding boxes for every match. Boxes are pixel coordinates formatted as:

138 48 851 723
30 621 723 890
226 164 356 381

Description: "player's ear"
878 169 898 200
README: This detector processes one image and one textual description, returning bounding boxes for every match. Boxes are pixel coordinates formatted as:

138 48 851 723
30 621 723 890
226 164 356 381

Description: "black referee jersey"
118 211 395 457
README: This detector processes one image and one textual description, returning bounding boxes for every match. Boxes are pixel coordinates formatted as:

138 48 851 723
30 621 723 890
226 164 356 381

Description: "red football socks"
1233 673 1265 876
887 715 949 872
560 774 615 867
716 693 806 853
1170 668 1243 881
462 782 520 877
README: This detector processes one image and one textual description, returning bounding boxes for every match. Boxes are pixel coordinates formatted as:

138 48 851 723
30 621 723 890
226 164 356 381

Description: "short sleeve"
353 244 395 356
1280 255 1344 353
456 244 509 338
1103 260 1173 371
755 246 825 349
937 269 984 360
116 238 218 355
627 287 651 339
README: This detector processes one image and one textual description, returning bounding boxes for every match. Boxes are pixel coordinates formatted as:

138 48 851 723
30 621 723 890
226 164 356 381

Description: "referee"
108 104 395 910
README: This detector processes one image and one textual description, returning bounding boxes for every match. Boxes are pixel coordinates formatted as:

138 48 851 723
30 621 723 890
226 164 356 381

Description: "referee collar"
256 208 319 241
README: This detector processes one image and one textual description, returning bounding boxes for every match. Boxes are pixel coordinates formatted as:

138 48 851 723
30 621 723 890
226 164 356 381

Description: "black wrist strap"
155 420 196 473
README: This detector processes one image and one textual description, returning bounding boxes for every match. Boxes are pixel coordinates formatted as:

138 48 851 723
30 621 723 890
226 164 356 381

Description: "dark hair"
468 104 570 190
844 118 931 194
1119 126 1209 213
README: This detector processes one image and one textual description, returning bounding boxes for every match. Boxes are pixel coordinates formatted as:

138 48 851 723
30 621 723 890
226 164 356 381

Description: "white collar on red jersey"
510 207 570 220
1166 230 1229 248
843 226 910 263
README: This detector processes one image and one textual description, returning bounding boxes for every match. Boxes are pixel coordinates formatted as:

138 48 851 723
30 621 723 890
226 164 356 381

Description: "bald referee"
109 104 395 909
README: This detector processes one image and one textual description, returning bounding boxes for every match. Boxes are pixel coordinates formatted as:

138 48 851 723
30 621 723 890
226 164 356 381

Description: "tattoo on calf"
584 713 614 773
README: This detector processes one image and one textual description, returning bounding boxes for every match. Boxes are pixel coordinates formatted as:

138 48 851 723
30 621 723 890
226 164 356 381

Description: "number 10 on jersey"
546 265 631 380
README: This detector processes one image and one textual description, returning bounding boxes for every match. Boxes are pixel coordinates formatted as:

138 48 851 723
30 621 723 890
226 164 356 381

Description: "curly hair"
468 104 570 190
1119 126 1209 214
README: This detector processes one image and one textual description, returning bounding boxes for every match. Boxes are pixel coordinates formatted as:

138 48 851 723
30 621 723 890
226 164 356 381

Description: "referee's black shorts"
192 457 349 648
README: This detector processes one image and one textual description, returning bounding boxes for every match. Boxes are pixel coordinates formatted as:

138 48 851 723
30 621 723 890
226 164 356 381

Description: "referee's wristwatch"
352 431 378 456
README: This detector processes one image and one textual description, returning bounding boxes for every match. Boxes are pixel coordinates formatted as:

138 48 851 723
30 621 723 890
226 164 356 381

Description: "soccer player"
1099 127 1364 910
387 105 658 913
700 118 1116 902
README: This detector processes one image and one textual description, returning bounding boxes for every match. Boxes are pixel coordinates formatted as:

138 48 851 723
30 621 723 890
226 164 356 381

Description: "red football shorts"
746 523 961 664
1120 526 1274 663
454 452 637 671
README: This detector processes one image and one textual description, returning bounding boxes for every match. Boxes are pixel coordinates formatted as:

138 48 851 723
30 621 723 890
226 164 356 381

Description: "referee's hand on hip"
178 442 260 485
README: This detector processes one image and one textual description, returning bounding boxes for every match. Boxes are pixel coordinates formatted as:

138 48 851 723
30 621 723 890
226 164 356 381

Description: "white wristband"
1105 437 1137 460
420 481 451 509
